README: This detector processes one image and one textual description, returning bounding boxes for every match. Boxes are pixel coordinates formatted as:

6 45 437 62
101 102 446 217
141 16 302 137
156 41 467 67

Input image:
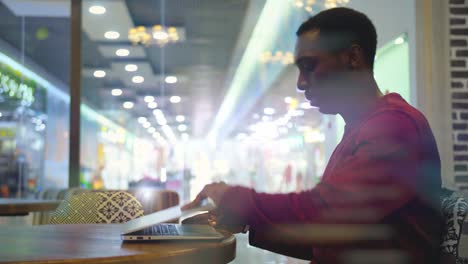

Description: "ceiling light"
178 124 187 132
284 97 293 104
104 31 120 40
147 127 156 133
294 0 304 7
153 31 169 40
170 96 181 103
93 70 106 78
111 88 122 96
259 50 294 65
394 36 405 45
138 117 147 123
153 109 163 116
123 101 134 109
175 115 185 122
132 76 144 84
116 49 130 57
147 102 158 109
162 125 177 143
181 133 189 141
165 76 177 84
129 25 183 47
125 64 138 72
89 5 106 15
142 122 151 128
144 96 154 103
263 107 275 115
153 109 167 125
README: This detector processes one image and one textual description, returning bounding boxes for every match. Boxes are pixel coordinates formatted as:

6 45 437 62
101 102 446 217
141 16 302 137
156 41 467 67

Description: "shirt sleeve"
217 111 424 244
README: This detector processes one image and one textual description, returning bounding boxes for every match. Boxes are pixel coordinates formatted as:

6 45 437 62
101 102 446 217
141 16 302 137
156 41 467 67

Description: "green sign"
0 64 36 105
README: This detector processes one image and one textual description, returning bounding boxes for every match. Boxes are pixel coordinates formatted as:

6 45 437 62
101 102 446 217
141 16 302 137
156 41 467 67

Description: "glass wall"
0 1 71 197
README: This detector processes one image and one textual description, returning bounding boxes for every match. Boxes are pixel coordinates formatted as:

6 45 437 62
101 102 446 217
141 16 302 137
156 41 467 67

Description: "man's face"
294 30 353 115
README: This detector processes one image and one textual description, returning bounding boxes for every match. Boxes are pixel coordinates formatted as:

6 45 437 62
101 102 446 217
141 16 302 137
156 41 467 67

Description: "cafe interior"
0 0 466 263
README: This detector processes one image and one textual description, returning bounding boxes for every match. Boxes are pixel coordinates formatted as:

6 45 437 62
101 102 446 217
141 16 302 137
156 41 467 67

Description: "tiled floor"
230 233 308 264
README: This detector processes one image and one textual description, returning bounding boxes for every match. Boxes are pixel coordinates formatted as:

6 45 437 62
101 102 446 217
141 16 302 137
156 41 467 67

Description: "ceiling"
0 0 257 141
0 0 416 143
82 0 255 140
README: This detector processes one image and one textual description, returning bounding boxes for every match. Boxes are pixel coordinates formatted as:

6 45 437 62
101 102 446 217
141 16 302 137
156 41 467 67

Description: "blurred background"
0 0 459 207
0 0 463 262
0 0 416 200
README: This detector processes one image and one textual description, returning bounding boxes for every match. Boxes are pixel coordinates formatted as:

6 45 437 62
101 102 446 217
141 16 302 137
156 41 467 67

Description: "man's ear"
349 44 365 69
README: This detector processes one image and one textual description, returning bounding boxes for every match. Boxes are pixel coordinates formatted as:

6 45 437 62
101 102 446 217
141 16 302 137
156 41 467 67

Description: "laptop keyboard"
143 224 180 236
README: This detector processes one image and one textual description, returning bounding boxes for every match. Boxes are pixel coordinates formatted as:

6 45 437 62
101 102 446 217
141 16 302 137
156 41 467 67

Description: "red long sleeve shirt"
218 93 442 264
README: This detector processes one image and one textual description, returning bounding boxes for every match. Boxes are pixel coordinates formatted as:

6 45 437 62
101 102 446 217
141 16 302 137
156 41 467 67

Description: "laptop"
121 202 223 241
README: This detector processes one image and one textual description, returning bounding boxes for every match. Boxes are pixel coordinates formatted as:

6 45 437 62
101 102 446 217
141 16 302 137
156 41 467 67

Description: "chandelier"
128 25 184 47
259 51 295 65
293 0 350 14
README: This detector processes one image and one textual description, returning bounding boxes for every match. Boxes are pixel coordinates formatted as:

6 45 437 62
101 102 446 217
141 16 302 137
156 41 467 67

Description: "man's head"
294 7 377 115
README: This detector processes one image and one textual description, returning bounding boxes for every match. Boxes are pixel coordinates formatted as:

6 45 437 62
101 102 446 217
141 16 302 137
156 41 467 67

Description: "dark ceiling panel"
0 2 70 85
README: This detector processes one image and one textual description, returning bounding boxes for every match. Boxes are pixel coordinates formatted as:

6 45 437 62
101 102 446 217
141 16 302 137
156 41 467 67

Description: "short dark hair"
296 7 377 68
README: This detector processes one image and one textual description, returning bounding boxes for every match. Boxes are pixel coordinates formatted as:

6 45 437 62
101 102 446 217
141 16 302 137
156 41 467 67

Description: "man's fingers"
181 197 203 210
181 212 211 225
181 189 207 210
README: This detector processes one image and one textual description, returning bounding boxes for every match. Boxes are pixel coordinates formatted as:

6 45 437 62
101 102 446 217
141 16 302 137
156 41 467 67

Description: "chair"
32 188 64 225
441 191 468 263
32 187 91 225
49 190 144 224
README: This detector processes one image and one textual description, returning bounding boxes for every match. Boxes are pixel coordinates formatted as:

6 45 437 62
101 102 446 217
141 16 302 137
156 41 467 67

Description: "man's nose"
297 72 308 91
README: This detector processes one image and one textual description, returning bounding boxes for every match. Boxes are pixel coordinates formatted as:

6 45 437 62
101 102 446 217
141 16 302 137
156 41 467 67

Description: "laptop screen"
122 203 216 234
122 206 181 234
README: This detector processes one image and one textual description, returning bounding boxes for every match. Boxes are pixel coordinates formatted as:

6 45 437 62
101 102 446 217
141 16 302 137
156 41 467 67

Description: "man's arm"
217 112 428 254
248 228 314 260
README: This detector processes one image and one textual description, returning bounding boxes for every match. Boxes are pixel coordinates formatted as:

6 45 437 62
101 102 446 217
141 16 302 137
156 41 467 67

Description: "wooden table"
0 199 61 216
0 224 236 264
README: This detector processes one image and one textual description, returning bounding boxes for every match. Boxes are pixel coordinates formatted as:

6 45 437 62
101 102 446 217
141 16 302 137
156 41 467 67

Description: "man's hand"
181 182 247 234
181 212 246 234
181 182 231 210
181 212 215 225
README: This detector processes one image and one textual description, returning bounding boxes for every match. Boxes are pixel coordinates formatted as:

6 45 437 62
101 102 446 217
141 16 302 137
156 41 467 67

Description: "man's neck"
339 77 383 125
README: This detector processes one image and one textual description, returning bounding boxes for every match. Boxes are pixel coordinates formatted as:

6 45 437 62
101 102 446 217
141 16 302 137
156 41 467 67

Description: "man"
183 7 442 264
